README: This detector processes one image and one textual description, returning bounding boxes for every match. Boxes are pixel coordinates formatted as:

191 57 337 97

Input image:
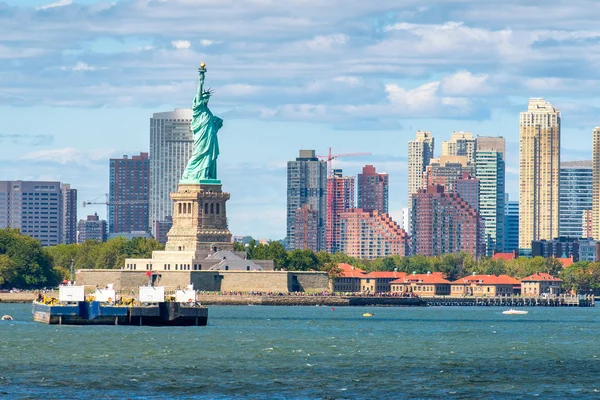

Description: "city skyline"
1 0 599 239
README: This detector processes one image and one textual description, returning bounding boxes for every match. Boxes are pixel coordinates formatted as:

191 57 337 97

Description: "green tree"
287 249 321 271
266 242 289 270
0 228 59 287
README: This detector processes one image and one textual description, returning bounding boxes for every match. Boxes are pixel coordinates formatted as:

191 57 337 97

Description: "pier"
423 295 595 307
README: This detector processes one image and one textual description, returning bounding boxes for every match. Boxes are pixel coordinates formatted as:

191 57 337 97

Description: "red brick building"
326 169 354 253
293 204 319 252
339 209 409 259
357 165 389 214
411 185 485 259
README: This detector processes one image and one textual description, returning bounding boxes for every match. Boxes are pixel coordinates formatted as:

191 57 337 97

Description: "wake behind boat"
502 309 528 315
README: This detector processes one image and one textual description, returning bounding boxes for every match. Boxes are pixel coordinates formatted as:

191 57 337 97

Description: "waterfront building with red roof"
521 273 562 297
451 274 520 297
333 263 366 292
360 271 407 293
390 272 452 296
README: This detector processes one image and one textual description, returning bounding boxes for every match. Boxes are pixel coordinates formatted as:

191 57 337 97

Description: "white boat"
502 309 528 315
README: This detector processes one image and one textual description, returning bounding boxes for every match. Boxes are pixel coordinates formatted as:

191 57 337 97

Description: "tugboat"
32 282 207 326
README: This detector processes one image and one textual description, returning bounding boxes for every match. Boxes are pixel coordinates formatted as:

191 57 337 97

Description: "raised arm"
196 69 206 100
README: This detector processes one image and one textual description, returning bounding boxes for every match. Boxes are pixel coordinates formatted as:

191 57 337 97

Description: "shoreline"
1 292 595 307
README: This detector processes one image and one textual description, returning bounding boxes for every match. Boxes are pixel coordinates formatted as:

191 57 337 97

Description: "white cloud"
200 39 216 47
303 34 348 50
439 71 493 96
332 76 361 86
171 40 191 50
36 0 72 10
60 62 99 72
21 147 116 165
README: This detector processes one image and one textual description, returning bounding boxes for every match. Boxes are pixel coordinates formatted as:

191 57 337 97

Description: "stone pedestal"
165 183 233 255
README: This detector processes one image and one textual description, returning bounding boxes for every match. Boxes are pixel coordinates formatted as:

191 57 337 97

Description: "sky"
1 0 599 240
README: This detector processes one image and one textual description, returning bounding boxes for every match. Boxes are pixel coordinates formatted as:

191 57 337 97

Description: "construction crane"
82 193 148 228
317 147 372 253
317 147 372 177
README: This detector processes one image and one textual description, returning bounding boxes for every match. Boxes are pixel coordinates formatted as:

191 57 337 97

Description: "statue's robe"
181 94 222 181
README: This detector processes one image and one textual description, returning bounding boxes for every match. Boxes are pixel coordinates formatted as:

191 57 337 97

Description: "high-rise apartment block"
504 199 519 252
339 209 409 259
357 165 388 214
559 161 592 238
442 132 477 163
109 152 150 234
326 169 355 253
408 131 434 206
425 156 475 194
519 98 561 249
293 204 319 252
77 213 107 243
593 127 600 239
149 109 193 238
286 150 327 250
411 185 485 259
455 173 479 211
476 138 506 255
60 183 78 244
0 180 76 246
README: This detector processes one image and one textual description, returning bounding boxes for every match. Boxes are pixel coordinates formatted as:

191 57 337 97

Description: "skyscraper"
326 169 355 253
425 155 475 193
77 213 107 243
0 181 67 246
411 185 485 259
504 198 519 252
286 150 327 250
109 152 150 234
149 109 193 238
559 161 592 238
455 173 479 211
60 183 77 244
357 165 389 214
408 131 434 206
339 209 409 259
442 132 477 163
519 98 561 249
293 204 319 252
475 136 506 255
593 127 600 239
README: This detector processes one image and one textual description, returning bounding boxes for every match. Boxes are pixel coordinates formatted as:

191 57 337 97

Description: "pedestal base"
164 183 232 254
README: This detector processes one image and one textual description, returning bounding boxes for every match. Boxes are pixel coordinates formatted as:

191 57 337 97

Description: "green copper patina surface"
180 63 223 185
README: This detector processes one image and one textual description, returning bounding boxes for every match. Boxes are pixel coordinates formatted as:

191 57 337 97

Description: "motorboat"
363 313 374 317
502 309 528 315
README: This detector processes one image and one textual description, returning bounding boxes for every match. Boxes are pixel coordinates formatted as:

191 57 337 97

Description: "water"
1 304 599 399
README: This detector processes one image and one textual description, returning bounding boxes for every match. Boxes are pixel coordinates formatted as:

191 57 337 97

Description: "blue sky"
1 0 599 239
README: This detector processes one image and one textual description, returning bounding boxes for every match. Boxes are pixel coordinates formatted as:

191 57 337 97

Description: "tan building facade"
360 271 407 293
519 98 561 249
408 131 434 206
521 273 562 297
593 128 600 239
390 272 451 296
442 132 477 163
451 274 520 297
333 263 366 293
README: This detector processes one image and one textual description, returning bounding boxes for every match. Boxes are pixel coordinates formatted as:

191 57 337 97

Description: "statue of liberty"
180 62 223 184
